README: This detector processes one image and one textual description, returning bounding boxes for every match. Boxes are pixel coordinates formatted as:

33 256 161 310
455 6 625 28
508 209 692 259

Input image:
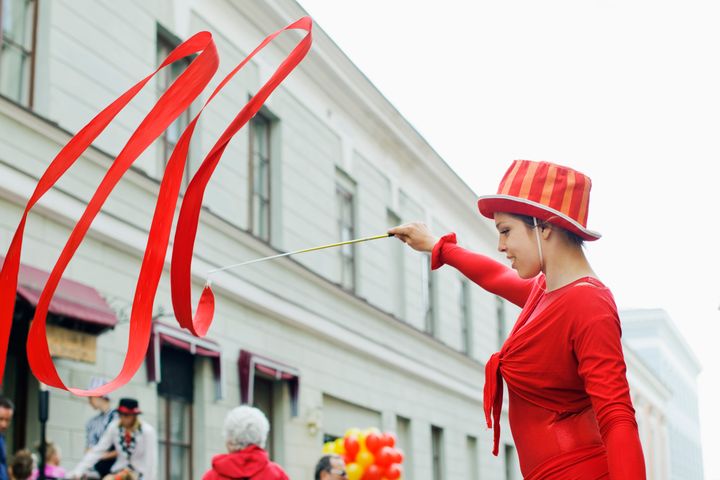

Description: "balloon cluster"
322 428 404 480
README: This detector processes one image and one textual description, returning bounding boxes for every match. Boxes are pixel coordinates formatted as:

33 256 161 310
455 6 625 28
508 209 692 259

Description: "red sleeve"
570 286 646 479
431 233 535 308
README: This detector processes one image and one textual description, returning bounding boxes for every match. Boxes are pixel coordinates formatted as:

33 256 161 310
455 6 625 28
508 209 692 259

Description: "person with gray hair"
202 406 288 480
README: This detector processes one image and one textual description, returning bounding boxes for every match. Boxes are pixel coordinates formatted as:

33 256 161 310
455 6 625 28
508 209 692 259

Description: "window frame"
460 278 472 354
431 425 444 480
156 344 195 480
496 295 506 350
155 25 193 189
248 111 272 241
0 0 39 108
422 255 436 334
386 209 405 319
335 172 356 292
158 394 194 480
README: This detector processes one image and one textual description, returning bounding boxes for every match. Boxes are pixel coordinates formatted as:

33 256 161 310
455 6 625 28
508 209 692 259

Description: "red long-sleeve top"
432 233 646 479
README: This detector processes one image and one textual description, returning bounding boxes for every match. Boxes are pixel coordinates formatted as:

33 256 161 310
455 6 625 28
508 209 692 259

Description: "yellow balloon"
345 428 362 438
357 432 367 450
322 442 334 454
356 449 375 468
334 438 346 454
346 463 364 480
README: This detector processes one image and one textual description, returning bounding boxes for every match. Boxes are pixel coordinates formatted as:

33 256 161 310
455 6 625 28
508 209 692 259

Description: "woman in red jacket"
390 160 646 479
202 406 288 480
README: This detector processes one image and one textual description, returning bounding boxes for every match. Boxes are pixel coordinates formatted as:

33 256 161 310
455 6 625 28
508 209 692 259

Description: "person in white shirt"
69 398 157 480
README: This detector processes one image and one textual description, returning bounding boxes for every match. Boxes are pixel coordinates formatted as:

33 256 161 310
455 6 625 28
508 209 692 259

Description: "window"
239 351 300 464
496 295 506 350
253 376 276 458
505 444 519 480
157 346 194 480
156 27 192 188
386 210 405 319
460 279 472 354
396 416 413 479
422 255 436 334
467 435 478 479
431 425 444 480
248 112 272 241
0 0 38 106
336 170 356 291
147 322 223 480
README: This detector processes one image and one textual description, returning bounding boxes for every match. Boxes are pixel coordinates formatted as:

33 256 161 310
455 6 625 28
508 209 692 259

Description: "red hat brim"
118 406 142 415
477 195 601 241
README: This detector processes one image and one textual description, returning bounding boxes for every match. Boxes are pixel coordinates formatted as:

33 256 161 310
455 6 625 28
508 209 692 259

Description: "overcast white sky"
297 1 720 477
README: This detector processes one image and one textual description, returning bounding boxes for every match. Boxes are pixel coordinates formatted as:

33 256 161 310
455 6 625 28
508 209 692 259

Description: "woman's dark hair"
513 214 584 247
315 454 339 480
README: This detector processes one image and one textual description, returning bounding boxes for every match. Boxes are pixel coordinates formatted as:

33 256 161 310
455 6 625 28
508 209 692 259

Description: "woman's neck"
543 244 597 292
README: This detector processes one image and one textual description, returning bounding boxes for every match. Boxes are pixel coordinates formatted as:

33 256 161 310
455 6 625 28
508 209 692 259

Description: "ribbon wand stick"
206 233 394 280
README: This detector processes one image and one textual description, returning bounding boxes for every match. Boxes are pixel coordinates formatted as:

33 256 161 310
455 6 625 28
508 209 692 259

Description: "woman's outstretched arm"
389 223 534 307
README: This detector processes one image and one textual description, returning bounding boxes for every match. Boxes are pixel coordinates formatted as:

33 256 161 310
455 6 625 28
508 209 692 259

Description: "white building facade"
0 0 687 479
621 309 705 480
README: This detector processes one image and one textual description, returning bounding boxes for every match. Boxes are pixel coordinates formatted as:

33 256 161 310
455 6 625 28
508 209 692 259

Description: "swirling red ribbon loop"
171 16 313 337
0 16 312 397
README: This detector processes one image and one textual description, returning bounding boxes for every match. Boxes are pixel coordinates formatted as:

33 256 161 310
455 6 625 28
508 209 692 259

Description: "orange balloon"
356 449 375 468
346 463 364 480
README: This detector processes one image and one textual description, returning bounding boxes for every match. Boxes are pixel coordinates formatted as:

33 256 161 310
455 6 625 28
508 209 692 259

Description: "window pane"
249 115 272 240
169 399 190 443
2 0 33 48
156 35 192 182
336 183 355 290
158 443 167 480
157 346 194 401
158 398 167 442
253 376 274 458
169 444 191 480
460 280 472 354
431 425 444 480
0 43 28 104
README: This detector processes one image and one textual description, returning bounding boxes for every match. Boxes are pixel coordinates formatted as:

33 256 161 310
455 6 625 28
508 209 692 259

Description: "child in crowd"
9 450 33 480
30 442 65 480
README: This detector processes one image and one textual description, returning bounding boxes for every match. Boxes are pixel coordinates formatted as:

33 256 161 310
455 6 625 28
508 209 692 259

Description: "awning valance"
146 321 223 400
239 349 300 417
1 256 117 333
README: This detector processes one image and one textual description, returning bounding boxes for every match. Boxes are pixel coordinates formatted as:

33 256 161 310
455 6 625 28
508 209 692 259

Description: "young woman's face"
495 212 542 278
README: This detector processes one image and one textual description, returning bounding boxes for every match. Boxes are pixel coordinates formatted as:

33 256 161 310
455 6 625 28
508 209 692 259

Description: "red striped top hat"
477 160 601 241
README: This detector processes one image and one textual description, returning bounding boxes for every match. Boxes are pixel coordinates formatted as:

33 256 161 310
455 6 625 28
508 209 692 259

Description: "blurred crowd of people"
0 390 347 480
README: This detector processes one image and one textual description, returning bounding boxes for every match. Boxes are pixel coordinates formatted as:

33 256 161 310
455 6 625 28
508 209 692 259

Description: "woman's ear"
540 222 553 240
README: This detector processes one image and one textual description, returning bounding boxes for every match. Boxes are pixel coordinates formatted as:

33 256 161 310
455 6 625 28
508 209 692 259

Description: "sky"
297 1 720 477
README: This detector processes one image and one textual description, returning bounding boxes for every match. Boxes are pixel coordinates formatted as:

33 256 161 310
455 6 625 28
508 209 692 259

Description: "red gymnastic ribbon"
0 17 312 396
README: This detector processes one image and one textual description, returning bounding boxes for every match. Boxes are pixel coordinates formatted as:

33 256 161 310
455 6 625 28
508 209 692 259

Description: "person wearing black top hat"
69 398 157 480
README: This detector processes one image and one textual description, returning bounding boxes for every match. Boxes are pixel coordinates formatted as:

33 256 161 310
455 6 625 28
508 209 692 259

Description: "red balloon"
375 446 394 468
361 464 382 480
365 432 382 453
385 464 402 480
344 435 360 460
392 448 404 464
384 432 397 448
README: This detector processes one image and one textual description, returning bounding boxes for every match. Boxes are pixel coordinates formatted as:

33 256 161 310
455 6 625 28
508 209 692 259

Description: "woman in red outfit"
202 406 288 480
390 160 646 479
